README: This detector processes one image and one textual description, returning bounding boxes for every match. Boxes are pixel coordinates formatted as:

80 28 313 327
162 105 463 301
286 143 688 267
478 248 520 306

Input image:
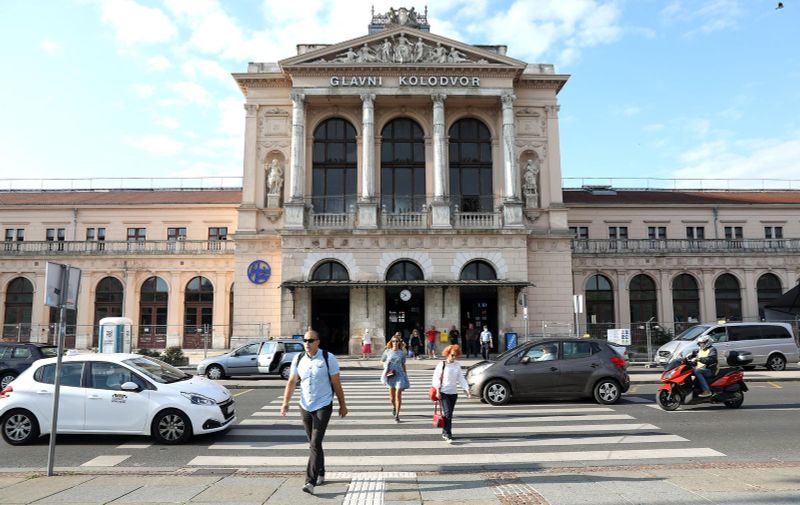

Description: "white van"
656 322 799 371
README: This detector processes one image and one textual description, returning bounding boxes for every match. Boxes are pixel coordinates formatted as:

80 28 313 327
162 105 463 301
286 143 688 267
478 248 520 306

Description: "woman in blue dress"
381 332 410 422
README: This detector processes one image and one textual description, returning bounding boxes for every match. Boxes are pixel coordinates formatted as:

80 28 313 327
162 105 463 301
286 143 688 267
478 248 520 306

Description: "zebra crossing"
188 369 725 468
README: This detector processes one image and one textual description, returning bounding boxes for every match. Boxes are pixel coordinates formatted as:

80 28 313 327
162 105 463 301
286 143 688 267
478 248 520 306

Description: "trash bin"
505 332 518 351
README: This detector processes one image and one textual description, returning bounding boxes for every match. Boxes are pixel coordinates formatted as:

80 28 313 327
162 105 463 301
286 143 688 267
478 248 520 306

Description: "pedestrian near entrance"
361 329 373 358
409 329 423 359
465 323 479 358
449 325 460 346
431 345 471 442
480 325 493 360
280 330 348 495
381 334 410 422
426 325 439 358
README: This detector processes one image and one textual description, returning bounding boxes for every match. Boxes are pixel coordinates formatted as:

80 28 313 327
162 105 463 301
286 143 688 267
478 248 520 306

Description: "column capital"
290 91 305 104
545 104 560 117
360 93 376 104
431 93 447 105
501 93 516 108
244 104 259 117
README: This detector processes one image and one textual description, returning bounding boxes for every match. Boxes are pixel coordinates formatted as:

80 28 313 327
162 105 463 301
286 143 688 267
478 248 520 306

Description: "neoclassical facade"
3 9 796 354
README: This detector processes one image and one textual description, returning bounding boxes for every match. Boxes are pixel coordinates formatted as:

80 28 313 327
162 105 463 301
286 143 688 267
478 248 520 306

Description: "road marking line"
242 414 634 425
116 442 151 449
81 455 131 467
262 405 616 413
253 410 628 418
768 382 783 389
227 422 660 437
210 434 688 451
188 448 724 467
233 388 254 397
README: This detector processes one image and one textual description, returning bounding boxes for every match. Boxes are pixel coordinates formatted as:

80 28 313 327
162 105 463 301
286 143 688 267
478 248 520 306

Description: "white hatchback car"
0 353 235 446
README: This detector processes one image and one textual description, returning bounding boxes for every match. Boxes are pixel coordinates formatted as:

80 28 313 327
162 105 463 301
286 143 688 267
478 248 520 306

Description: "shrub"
136 348 161 357
160 346 186 366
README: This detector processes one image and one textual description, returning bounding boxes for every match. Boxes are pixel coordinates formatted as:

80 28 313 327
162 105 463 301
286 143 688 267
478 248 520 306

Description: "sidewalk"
2 461 799 504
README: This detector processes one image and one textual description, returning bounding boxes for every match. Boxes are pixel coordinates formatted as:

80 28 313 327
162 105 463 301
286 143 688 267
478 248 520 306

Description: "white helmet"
697 335 712 348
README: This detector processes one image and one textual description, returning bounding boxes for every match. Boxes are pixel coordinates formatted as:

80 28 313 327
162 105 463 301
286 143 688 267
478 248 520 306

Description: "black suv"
0 343 59 389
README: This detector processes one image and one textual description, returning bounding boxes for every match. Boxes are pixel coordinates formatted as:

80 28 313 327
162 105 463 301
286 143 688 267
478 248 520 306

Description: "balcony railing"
572 238 798 254
381 211 427 229
310 212 355 230
0 240 235 256
453 211 502 229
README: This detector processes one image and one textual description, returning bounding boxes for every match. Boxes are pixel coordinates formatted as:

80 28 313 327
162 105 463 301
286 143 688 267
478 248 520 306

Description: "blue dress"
382 349 410 390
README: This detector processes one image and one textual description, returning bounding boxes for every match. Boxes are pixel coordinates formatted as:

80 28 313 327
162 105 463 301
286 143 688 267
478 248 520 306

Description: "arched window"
312 118 357 213
139 276 168 348
312 261 350 281
672 273 700 333
386 260 424 281
381 118 425 212
449 118 492 212
757 273 782 320
715 273 742 321
629 274 657 323
3 277 34 341
93 277 124 346
460 260 497 280
184 276 214 348
585 274 614 337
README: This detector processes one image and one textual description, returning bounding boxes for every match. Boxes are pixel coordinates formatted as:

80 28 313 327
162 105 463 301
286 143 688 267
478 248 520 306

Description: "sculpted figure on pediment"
432 42 448 63
414 37 427 62
380 38 393 62
332 47 358 63
357 43 377 62
448 47 468 63
309 34 481 65
394 33 412 63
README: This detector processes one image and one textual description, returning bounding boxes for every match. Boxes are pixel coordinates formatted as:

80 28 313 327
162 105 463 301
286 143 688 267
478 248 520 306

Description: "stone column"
701 270 716 322
284 92 306 229
430 93 451 228
212 274 227 349
501 93 523 227
167 273 183 348
237 104 259 233
358 94 378 228
742 269 757 321
616 271 630 328
659 271 675 331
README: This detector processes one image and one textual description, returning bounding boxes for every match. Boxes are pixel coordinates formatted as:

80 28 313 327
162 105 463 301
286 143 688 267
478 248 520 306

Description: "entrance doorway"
385 287 425 344
311 287 350 354
460 287 498 348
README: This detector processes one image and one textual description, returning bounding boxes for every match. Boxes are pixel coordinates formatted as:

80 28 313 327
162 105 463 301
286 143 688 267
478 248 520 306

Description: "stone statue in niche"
266 159 283 208
523 158 540 208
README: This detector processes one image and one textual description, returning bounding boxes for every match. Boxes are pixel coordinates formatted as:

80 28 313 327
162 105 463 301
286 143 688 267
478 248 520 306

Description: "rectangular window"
686 226 705 240
764 226 783 239
569 226 589 240
4 229 13 241
608 226 628 240
167 227 187 241
208 227 228 241
46 228 55 241
97 228 106 241
648 226 667 239
86 228 95 241
46 228 65 250
16 229 24 241
127 228 146 241
724 226 743 239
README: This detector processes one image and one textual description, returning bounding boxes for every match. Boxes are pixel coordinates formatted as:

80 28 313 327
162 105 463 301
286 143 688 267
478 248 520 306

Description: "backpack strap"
295 349 334 391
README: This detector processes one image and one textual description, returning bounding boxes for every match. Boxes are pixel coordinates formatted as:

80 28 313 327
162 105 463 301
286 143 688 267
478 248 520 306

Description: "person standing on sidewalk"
409 328 423 359
426 325 439 358
464 323 479 358
280 330 348 495
480 325 493 360
381 334 410 422
361 328 373 358
431 344 471 442
449 325 460 346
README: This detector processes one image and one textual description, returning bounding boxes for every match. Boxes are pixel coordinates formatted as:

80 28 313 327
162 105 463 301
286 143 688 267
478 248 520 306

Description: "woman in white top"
431 344 471 442
361 329 372 358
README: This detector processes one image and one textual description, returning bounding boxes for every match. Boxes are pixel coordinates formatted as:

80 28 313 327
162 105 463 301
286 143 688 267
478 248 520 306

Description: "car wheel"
483 379 511 406
766 354 786 371
151 409 193 445
593 379 621 404
279 364 291 380
205 365 225 380
656 389 682 411
0 372 17 389
724 392 744 409
1 409 40 446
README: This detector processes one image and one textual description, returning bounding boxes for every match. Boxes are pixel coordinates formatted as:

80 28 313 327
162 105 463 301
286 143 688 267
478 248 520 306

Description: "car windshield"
675 325 711 341
39 346 59 358
123 356 191 384
494 344 533 361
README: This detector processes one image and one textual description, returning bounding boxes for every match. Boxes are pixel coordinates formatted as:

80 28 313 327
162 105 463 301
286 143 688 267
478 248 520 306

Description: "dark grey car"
0 343 59 389
465 338 630 405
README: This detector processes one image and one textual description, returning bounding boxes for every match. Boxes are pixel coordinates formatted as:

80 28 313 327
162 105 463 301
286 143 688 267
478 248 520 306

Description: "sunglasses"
303 338 318 343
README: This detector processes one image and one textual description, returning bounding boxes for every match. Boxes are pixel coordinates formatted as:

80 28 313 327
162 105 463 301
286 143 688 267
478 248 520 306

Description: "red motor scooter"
656 350 752 411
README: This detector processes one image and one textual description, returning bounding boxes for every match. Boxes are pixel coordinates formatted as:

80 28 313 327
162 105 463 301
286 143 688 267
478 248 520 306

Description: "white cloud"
173 81 210 104
673 134 800 180
156 116 181 129
622 105 642 117
181 58 232 83
99 0 177 44
132 83 156 98
125 134 184 155
40 38 62 53
659 0 743 36
644 123 665 132
146 55 172 71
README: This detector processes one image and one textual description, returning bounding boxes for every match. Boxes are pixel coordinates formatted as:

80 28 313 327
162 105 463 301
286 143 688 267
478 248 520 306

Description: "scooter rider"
692 335 719 398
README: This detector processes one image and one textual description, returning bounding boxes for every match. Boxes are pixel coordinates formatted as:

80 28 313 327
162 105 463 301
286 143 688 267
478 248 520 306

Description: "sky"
0 0 798 190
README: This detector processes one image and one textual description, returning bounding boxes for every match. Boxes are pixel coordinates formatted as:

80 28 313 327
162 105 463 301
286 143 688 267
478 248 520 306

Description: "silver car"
196 339 305 380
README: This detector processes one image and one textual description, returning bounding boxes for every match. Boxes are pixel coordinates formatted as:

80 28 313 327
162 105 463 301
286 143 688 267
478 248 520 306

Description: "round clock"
399 289 412 301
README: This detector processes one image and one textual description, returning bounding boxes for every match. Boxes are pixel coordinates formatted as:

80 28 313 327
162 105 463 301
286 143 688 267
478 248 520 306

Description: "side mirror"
120 382 140 392
521 356 531 364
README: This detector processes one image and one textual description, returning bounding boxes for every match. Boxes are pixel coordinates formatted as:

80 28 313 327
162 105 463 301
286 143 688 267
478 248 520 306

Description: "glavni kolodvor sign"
329 75 481 87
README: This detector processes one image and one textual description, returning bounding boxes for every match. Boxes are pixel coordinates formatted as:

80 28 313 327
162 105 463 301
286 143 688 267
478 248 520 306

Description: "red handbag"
432 400 445 428
429 360 445 401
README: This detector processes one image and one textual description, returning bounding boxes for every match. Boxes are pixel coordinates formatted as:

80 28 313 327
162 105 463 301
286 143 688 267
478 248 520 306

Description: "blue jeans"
693 367 714 392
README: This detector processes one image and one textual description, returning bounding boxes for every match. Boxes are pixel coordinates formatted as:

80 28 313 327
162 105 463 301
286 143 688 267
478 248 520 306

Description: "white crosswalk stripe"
190 370 726 469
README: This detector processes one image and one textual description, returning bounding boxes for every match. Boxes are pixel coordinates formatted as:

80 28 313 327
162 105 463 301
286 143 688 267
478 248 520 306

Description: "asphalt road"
2 374 799 472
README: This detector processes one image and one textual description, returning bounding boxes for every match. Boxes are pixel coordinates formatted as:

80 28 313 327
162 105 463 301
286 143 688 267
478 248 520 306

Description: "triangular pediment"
280 27 526 69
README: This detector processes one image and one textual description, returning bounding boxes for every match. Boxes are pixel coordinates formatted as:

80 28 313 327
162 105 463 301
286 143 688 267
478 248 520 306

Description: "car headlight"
469 363 493 376
181 392 216 405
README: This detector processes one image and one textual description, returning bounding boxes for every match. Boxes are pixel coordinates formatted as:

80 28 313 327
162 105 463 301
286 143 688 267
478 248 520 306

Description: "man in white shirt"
480 326 493 360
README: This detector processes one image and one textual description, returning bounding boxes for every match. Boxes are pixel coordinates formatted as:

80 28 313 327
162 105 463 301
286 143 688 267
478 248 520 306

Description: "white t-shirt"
431 361 469 395
480 329 492 343
362 333 372 345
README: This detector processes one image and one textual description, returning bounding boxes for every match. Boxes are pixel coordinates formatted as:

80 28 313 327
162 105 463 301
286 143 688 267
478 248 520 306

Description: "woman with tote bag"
430 345 471 442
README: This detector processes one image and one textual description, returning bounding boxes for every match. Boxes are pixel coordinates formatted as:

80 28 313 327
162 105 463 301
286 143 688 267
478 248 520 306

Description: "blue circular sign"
247 260 271 285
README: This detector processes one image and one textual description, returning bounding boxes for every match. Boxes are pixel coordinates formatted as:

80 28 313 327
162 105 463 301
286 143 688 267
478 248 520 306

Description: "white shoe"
302 483 315 494
316 475 325 486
